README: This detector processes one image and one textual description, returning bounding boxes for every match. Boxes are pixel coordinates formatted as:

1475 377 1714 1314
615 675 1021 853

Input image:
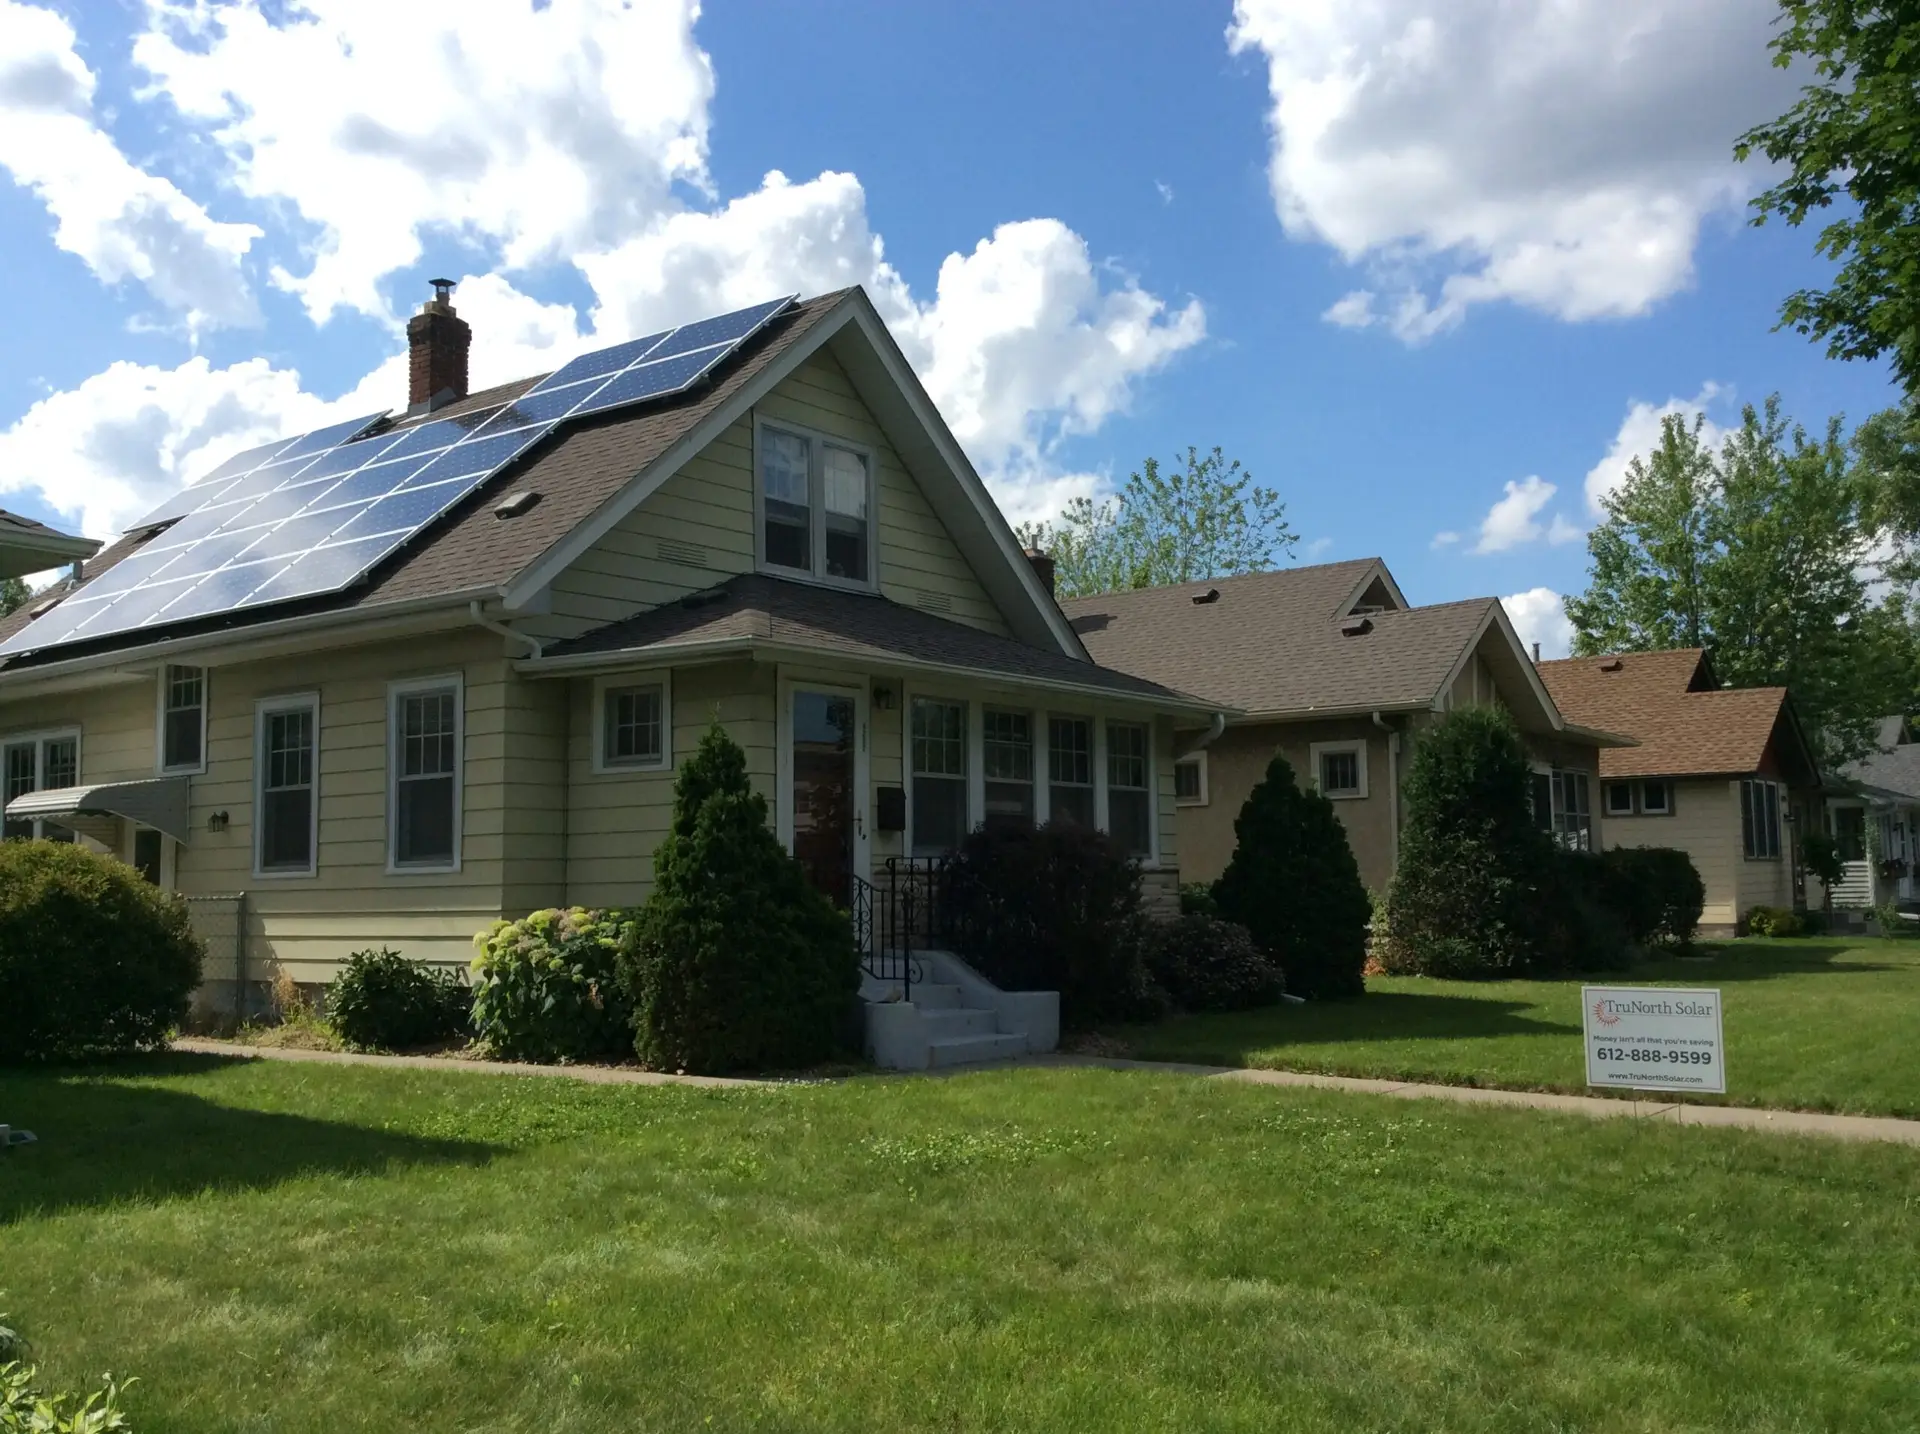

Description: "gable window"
1107 720 1153 858
1048 716 1095 828
1604 781 1635 817
1639 781 1672 816
911 697 967 855
159 665 207 774
256 694 318 876
1311 741 1367 800
1744 779 1783 861
982 708 1033 829
757 422 874 587
1174 752 1208 806
390 677 462 871
1 730 79 842
596 677 670 772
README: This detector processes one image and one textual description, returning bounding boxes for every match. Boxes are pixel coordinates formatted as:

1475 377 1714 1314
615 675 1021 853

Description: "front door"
786 684 866 905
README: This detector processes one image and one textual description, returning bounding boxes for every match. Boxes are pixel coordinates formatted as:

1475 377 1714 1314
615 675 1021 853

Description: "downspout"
469 599 544 660
1190 711 1227 753
1373 711 1400 870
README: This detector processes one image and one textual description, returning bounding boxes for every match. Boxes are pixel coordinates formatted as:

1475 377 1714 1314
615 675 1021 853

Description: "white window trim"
1105 716 1159 866
1310 739 1369 800
1045 709 1096 833
386 673 464 875
905 687 970 859
1 725 83 840
154 663 209 777
1639 779 1673 816
1745 778 1784 862
591 670 675 775
1174 750 1209 807
752 415 880 593
121 822 177 890
253 692 320 880
1604 780 1636 816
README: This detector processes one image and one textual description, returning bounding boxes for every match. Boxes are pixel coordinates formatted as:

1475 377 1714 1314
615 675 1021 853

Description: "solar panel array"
0 295 797 658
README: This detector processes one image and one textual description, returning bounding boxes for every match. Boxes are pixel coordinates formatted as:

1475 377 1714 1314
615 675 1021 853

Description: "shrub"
1176 882 1218 917
0 840 201 1064
1745 905 1805 938
1597 846 1705 947
1800 831 1844 896
326 948 469 1052
1 1362 132 1433
1535 852 1634 974
1380 709 1557 980
620 724 857 1073
1142 915 1284 1012
1211 754 1371 999
944 820 1154 1027
471 909 633 1063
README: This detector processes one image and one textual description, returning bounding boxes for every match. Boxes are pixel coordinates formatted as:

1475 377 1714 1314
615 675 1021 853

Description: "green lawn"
1115 936 1920 1118
2 1057 1917 1431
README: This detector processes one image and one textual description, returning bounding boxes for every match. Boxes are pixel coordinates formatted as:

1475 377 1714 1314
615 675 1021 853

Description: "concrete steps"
860 951 1058 1072
929 1032 1029 1067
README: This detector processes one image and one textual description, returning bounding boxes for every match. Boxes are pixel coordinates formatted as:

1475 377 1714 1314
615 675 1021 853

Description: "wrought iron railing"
850 856 973 999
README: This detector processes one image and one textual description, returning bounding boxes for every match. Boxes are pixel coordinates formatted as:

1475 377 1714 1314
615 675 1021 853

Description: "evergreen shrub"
619 724 857 1073
1142 915 1284 1012
1211 753 1370 998
326 948 469 1052
1597 846 1706 947
471 909 633 1063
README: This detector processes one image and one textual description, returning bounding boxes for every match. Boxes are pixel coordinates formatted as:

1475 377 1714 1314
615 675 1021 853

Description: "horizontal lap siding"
0 677 153 785
504 675 569 916
1604 778 1739 928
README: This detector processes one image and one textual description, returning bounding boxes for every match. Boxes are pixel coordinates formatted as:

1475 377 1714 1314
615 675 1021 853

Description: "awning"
5 778 190 844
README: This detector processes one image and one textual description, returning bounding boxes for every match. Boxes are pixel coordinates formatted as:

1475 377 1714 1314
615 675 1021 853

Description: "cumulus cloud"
1431 530 1461 550
1502 586 1575 660
0 0 260 331
1584 383 1728 516
1227 0 1797 340
1474 475 1559 554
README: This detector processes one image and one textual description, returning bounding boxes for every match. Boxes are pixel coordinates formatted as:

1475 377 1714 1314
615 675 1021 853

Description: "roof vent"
1339 615 1373 636
493 490 541 520
27 594 61 619
1599 656 1624 672
1191 588 1220 605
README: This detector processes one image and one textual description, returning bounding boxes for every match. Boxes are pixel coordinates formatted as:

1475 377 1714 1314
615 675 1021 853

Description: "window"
159 664 206 774
1604 781 1635 817
597 678 669 771
390 678 461 871
255 695 317 876
1174 752 1208 806
1048 715 1094 828
1 730 79 842
911 697 967 855
1530 770 1554 832
1639 781 1672 816
758 423 874 586
1107 720 1153 858
982 708 1034 828
1830 802 1864 862
132 827 163 885
1744 780 1783 860
1554 770 1592 851
1311 741 1367 799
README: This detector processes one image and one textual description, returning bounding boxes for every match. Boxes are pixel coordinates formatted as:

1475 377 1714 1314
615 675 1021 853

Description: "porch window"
1 730 79 842
160 665 206 774
1553 770 1592 851
390 678 461 871
1604 781 1634 817
1174 752 1208 806
1048 716 1094 828
1107 720 1152 858
600 682 667 770
1743 779 1783 861
758 423 874 586
911 697 967 855
1530 770 1553 832
256 695 317 876
982 708 1034 828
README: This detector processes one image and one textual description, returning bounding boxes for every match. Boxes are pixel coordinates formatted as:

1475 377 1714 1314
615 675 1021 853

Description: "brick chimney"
1022 545 1056 596
406 278 470 412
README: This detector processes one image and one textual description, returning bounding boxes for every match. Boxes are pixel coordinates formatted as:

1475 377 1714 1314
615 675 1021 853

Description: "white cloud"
1502 586 1574 660
1227 0 1798 340
1583 382 1727 515
1431 529 1460 549
1547 513 1584 546
1474 474 1558 554
1155 180 1174 206
1304 536 1333 558
0 0 260 331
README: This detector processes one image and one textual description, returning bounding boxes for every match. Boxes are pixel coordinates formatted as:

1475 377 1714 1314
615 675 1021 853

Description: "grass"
2 1056 1918 1431
1114 936 1920 1118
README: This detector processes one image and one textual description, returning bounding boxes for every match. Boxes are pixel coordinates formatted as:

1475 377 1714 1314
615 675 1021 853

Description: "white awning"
5 778 190 844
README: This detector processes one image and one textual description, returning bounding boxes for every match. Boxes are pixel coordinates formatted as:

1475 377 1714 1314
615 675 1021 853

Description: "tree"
1211 754 1370 999
0 578 28 619
1736 3 1920 392
1016 446 1295 598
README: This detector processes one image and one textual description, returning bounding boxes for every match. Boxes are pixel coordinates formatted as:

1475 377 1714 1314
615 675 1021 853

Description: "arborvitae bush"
1211 753 1370 999
619 723 857 1073
1596 846 1706 948
0 840 202 1063
327 947 470 1052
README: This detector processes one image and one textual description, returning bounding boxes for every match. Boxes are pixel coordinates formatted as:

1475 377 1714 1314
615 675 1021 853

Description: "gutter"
1175 710 1228 759
468 600 543 659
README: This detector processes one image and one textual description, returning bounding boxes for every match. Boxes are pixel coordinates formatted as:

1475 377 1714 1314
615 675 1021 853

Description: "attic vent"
657 538 707 568
915 590 953 614
1339 615 1373 636
1351 603 1385 615
1191 588 1220 605
1599 657 1624 672
493 490 541 520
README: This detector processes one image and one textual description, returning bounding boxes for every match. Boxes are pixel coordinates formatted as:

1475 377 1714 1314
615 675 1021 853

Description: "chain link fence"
181 892 252 1029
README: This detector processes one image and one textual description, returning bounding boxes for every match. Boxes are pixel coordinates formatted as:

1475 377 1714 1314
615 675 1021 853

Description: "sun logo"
1592 999 1620 1027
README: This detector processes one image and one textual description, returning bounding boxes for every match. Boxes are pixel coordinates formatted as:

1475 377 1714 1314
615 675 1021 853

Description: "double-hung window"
758 423 874 586
1 730 79 842
390 677 461 871
1743 779 1783 860
597 678 669 771
256 695 318 876
911 697 967 855
159 665 207 774
1106 720 1153 859
982 709 1034 828
1048 716 1095 828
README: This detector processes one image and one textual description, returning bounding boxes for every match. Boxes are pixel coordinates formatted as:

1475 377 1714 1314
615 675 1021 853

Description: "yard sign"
1581 986 1726 1095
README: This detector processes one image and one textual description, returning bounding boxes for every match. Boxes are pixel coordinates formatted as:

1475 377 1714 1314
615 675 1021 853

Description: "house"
1059 560 1620 891
0 283 1215 1064
1536 648 1823 932
0 510 99 581
1827 716 1920 910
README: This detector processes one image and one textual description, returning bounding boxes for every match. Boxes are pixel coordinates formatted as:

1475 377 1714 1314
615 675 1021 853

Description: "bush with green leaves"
620 724 857 1073
1211 753 1370 999
1596 846 1705 948
0 840 201 1064
1537 852 1634 975
471 909 633 1063
325 948 469 1052
944 820 1155 1027
1176 882 1217 917
1745 905 1805 938
1 1362 133 1433
1142 914 1283 1012
1800 831 1844 899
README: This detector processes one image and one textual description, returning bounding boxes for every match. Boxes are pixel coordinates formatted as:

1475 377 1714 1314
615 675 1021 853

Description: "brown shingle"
1535 649 1796 778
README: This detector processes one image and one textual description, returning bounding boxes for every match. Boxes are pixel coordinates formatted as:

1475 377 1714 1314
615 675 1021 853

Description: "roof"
1839 720 1920 801
0 508 100 581
1059 562 1500 716
535 572 1210 708
4 777 189 843
1535 648 1807 780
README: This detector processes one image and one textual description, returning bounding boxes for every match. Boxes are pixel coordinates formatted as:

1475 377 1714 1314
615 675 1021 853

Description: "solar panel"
0 295 798 659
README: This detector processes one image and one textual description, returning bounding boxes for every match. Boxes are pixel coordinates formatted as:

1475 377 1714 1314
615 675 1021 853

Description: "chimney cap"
429 277 455 302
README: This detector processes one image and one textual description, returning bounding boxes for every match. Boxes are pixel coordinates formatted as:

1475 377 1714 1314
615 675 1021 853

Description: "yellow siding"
0 674 153 787
1603 778 1741 928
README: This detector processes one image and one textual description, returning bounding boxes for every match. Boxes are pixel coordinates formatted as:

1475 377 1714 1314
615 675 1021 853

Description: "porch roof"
523 573 1223 712
4 777 189 843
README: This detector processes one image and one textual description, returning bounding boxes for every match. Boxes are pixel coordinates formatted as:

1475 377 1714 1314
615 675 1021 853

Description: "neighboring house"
1536 648 1823 932
0 284 1212 1043
1828 716 1920 910
0 510 99 582
1060 560 1620 891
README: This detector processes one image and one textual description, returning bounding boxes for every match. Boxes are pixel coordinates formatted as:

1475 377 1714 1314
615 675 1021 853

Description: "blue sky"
0 0 1898 656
